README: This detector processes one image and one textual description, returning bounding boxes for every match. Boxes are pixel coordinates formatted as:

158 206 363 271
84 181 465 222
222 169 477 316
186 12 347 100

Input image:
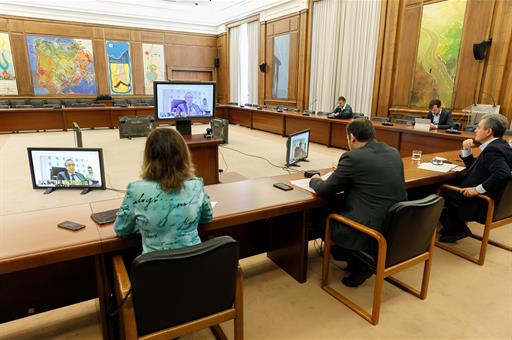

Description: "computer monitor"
73 122 83 148
286 129 310 167
154 81 216 135
27 147 106 195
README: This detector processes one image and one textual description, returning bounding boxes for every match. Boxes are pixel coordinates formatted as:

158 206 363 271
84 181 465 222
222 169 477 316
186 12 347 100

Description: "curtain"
229 26 240 103
309 0 381 115
246 21 259 104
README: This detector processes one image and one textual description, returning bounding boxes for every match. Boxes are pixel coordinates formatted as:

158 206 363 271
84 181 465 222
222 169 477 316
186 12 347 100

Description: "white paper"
289 172 333 193
417 162 458 173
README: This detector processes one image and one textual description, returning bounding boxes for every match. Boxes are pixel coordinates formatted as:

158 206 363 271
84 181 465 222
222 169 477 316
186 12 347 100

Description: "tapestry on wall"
26 35 97 95
106 40 133 95
142 43 165 95
0 32 17 95
411 0 467 108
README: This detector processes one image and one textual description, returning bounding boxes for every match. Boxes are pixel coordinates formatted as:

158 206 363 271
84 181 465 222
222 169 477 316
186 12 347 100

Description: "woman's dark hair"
141 128 195 191
346 118 375 142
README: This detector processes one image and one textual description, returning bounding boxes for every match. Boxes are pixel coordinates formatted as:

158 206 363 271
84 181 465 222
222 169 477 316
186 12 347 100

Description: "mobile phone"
273 182 293 191
57 221 86 231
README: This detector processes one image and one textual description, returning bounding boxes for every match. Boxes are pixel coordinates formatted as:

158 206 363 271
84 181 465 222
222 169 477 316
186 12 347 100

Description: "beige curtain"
309 0 381 115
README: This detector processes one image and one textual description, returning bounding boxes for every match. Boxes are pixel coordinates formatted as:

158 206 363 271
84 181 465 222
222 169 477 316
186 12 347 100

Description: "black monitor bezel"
153 80 216 121
286 129 311 166
27 147 106 191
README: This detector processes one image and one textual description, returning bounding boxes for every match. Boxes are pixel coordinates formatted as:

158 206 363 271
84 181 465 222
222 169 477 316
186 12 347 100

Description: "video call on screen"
156 83 214 119
30 150 103 188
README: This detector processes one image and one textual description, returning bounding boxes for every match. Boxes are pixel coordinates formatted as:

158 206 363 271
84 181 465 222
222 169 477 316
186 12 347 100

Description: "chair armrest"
438 184 493 205
113 255 131 299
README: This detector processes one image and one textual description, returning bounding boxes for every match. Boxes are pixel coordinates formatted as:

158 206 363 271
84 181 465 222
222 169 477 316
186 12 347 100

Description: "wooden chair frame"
113 255 244 340
436 184 512 265
321 214 435 325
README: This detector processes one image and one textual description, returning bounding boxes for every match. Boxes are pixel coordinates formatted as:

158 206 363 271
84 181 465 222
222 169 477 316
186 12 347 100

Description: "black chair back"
130 236 239 336
383 195 444 267
493 179 512 221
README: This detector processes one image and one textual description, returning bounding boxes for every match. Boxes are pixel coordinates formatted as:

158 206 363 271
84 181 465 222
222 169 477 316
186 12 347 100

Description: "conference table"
215 105 476 156
0 148 466 338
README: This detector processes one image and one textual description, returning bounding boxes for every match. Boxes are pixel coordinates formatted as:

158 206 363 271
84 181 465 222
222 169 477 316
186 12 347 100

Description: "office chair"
436 180 512 265
370 117 390 123
321 194 444 325
113 236 243 339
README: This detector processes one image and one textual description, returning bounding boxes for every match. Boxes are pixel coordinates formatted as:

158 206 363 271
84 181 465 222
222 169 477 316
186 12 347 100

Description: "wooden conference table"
216 105 475 156
0 149 464 338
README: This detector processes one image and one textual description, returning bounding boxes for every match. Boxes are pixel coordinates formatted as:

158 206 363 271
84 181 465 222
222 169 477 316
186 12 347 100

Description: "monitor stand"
176 119 192 136
44 187 56 195
80 188 92 195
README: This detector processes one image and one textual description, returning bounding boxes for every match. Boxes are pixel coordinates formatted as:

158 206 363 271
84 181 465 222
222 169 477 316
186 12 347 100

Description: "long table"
0 106 211 132
216 105 475 156
0 149 464 337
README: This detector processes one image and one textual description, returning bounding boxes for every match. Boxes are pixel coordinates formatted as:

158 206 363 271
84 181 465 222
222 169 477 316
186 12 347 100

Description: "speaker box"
119 115 155 139
210 118 229 144
473 39 492 60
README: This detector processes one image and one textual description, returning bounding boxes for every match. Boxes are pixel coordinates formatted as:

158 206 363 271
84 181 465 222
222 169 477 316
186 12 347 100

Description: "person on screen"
57 159 86 184
438 114 512 243
176 92 203 116
114 128 213 254
308 119 407 287
328 96 353 119
201 97 209 113
427 99 453 129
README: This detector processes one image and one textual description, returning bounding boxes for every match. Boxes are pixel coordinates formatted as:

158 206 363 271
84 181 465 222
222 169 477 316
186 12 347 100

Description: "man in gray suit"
309 119 407 287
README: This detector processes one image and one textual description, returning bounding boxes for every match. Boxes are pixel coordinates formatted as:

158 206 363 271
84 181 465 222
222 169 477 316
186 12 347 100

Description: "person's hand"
460 187 479 197
462 139 474 149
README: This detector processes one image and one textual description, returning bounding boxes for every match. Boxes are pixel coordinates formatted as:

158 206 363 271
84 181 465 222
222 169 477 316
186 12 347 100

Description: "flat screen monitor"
154 81 216 120
286 129 310 167
27 147 106 194
73 122 83 148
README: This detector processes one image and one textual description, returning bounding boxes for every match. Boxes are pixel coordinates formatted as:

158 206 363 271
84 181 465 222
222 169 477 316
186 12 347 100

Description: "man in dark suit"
439 113 512 242
309 119 407 286
427 99 453 129
57 159 86 183
328 96 353 119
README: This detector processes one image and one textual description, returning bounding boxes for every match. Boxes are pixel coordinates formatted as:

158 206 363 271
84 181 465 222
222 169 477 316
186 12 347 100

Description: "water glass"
412 150 422 161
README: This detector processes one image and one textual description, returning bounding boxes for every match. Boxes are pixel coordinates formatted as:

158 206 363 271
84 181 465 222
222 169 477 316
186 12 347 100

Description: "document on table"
290 172 333 193
417 162 461 173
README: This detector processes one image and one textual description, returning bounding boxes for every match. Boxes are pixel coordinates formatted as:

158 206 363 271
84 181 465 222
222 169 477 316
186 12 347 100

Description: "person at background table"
309 119 407 287
438 113 512 243
114 128 213 254
328 96 353 119
427 99 453 129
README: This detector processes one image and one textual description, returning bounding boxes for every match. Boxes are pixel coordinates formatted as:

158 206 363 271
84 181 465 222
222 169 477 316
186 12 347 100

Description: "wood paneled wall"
0 15 218 99
374 0 512 121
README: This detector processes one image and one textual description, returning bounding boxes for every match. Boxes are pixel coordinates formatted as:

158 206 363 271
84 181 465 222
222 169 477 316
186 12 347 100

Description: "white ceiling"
0 0 308 34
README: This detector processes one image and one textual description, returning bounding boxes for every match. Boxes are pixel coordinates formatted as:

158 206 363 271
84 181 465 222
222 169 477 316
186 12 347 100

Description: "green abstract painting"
411 0 467 108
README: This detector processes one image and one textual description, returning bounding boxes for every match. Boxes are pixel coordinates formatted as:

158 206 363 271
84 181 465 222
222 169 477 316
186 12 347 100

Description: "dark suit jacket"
427 108 453 129
309 140 407 252
57 171 86 182
460 138 512 198
332 104 353 119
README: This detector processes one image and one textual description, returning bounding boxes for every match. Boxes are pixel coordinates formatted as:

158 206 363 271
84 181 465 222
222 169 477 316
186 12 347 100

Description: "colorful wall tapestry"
26 35 97 95
106 40 133 95
411 0 467 107
0 32 17 95
142 43 165 95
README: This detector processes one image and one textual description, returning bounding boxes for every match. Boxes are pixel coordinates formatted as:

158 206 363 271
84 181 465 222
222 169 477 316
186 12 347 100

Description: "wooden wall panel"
453 0 494 109
392 4 421 106
0 14 218 100
9 33 31 95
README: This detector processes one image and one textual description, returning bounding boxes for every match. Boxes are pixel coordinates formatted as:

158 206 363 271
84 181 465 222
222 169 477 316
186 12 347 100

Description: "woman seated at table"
114 128 213 254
